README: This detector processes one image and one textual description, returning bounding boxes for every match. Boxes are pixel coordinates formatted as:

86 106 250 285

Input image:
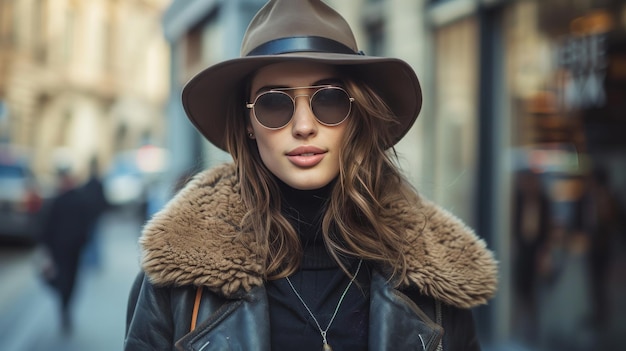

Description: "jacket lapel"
177 272 443 351
369 272 443 351
175 286 271 351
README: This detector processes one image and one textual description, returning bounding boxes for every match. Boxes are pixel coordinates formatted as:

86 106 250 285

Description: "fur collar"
140 163 497 308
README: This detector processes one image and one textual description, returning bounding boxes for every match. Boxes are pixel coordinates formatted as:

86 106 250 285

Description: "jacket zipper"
435 299 443 351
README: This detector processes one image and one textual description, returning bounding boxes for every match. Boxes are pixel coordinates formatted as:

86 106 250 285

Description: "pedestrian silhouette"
582 166 620 329
80 158 109 268
512 168 551 343
40 159 108 334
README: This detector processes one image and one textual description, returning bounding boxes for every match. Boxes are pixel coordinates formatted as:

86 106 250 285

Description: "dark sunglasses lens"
255 92 293 128
311 88 351 125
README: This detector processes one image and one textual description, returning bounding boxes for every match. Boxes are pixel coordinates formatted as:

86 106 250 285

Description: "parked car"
103 146 168 220
0 158 45 245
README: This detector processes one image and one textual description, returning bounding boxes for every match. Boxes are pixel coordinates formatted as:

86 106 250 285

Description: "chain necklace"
284 259 363 351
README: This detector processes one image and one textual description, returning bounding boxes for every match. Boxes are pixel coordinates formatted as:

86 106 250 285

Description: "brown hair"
225 75 415 284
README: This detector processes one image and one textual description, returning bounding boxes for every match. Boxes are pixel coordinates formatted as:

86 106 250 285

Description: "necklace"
284 259 363 351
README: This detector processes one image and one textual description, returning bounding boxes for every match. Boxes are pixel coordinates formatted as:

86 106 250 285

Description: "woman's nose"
291 95 318 138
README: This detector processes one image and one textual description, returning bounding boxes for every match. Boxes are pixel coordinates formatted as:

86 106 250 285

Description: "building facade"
0 0 170 187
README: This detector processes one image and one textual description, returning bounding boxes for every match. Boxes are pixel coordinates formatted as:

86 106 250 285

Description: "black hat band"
246 36 364 56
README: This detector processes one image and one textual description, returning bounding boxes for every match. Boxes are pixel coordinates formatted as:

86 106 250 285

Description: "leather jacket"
124 164 497 350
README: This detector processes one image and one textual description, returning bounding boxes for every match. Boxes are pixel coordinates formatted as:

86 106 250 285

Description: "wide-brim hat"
182 0 422 151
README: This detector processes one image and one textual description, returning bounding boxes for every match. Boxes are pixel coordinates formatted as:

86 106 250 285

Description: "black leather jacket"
124 164 497 351
126 271 482 351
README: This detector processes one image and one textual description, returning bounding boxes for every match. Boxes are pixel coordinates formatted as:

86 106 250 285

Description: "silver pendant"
323 343 333 351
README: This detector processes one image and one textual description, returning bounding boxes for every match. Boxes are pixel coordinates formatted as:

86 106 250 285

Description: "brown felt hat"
182 0 422 151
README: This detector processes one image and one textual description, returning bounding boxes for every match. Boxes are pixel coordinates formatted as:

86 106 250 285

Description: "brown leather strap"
190 286 203 331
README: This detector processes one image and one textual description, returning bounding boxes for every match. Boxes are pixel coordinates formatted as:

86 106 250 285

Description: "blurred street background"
1 0 626 350
0 209 142 351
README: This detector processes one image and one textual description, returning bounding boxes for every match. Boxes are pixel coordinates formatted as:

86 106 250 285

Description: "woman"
124 1 497 350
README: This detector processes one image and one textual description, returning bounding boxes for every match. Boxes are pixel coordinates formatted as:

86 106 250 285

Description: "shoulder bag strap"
190 286 203 332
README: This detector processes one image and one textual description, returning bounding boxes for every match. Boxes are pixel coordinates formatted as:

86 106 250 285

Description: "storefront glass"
503 0 626 349
433 17 479 225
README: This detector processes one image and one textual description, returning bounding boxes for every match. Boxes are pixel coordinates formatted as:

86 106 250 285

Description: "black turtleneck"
278 177 336 269
267 178 370 351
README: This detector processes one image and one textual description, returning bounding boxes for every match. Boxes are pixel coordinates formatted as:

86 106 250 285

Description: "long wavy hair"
224 72 416 284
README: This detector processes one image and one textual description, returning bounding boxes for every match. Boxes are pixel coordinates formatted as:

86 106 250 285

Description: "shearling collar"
140 163 497 308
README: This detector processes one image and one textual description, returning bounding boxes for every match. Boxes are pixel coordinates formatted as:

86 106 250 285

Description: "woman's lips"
286 146 327 167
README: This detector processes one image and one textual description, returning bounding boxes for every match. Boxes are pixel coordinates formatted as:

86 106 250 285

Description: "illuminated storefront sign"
556 32 608 110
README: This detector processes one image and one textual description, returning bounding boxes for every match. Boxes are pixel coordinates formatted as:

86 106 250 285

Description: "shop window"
64 9 75 63
102 16 114 72
33 0 48 63
57 111 73 146
432 17 479 224
185 24 202 70
114 123 129 152
0 1 14 46
504 1 626 349
183 9 219 81
365 20 386 57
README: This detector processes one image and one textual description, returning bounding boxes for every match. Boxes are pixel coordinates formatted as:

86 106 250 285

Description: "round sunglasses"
246 85 354 130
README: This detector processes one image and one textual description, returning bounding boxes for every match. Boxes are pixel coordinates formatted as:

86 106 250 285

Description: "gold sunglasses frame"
246 85 355 130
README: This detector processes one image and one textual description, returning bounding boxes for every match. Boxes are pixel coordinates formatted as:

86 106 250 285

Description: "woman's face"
248 62 349 190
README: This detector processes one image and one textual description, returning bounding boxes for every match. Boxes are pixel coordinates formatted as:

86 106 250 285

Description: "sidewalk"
0 210 143 351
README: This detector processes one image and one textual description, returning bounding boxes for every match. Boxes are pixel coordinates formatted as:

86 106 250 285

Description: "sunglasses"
246 85 355 129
